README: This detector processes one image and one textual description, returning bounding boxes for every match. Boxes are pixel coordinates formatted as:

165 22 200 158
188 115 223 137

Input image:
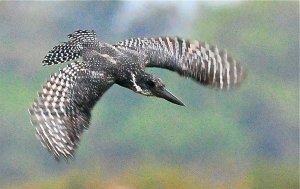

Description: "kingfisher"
29 30 246 160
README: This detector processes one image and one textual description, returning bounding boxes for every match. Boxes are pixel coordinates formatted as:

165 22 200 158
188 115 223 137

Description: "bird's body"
29 30 246 160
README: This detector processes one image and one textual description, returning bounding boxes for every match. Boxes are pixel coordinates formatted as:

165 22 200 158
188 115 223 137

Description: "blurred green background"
0 1 298 189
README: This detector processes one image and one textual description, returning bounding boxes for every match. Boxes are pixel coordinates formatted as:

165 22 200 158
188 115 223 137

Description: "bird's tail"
42 30 97 66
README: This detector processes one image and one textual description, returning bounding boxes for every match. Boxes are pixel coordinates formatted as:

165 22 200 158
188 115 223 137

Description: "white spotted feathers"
30 30 246 161
115 37 246 89
29 61 87 160
42 30 97 66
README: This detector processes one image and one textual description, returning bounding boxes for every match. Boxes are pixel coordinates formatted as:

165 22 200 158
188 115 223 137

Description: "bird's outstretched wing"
29 61 113 160
42 30 97 66
114 37 246 89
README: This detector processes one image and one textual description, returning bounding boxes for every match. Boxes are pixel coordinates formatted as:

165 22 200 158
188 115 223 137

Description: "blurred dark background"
0 1 298 189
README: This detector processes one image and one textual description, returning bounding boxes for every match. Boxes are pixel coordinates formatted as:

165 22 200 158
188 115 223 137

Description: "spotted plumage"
29 30 246 160
29 60 114 160
42 30 97 66
115 37 245 89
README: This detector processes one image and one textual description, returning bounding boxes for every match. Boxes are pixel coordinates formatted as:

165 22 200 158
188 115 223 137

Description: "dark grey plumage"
29 61 114 159
29 30 246 160
115 37 246 89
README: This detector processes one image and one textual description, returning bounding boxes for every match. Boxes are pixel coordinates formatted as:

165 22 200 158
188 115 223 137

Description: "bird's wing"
29 60 114 160
42 30 97 66
114 37 246 89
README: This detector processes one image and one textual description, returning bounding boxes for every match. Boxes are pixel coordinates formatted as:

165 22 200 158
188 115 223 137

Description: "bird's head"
129 73 185 106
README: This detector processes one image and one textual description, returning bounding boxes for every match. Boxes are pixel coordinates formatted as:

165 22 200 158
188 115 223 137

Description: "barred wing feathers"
29 61 113 160
115 37 246 89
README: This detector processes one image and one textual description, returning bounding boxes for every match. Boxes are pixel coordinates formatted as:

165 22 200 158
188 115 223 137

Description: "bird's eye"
148 80 156 87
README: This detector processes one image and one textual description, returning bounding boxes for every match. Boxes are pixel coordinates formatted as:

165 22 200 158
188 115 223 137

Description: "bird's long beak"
155 88 185 106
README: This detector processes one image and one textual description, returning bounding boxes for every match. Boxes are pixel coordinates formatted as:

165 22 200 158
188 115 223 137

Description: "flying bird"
29 30 246 160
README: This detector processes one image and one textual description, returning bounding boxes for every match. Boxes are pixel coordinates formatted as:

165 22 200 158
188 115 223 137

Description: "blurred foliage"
1 164 240 189
250 160 299 189
4 162 298 189
0 1 298 189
